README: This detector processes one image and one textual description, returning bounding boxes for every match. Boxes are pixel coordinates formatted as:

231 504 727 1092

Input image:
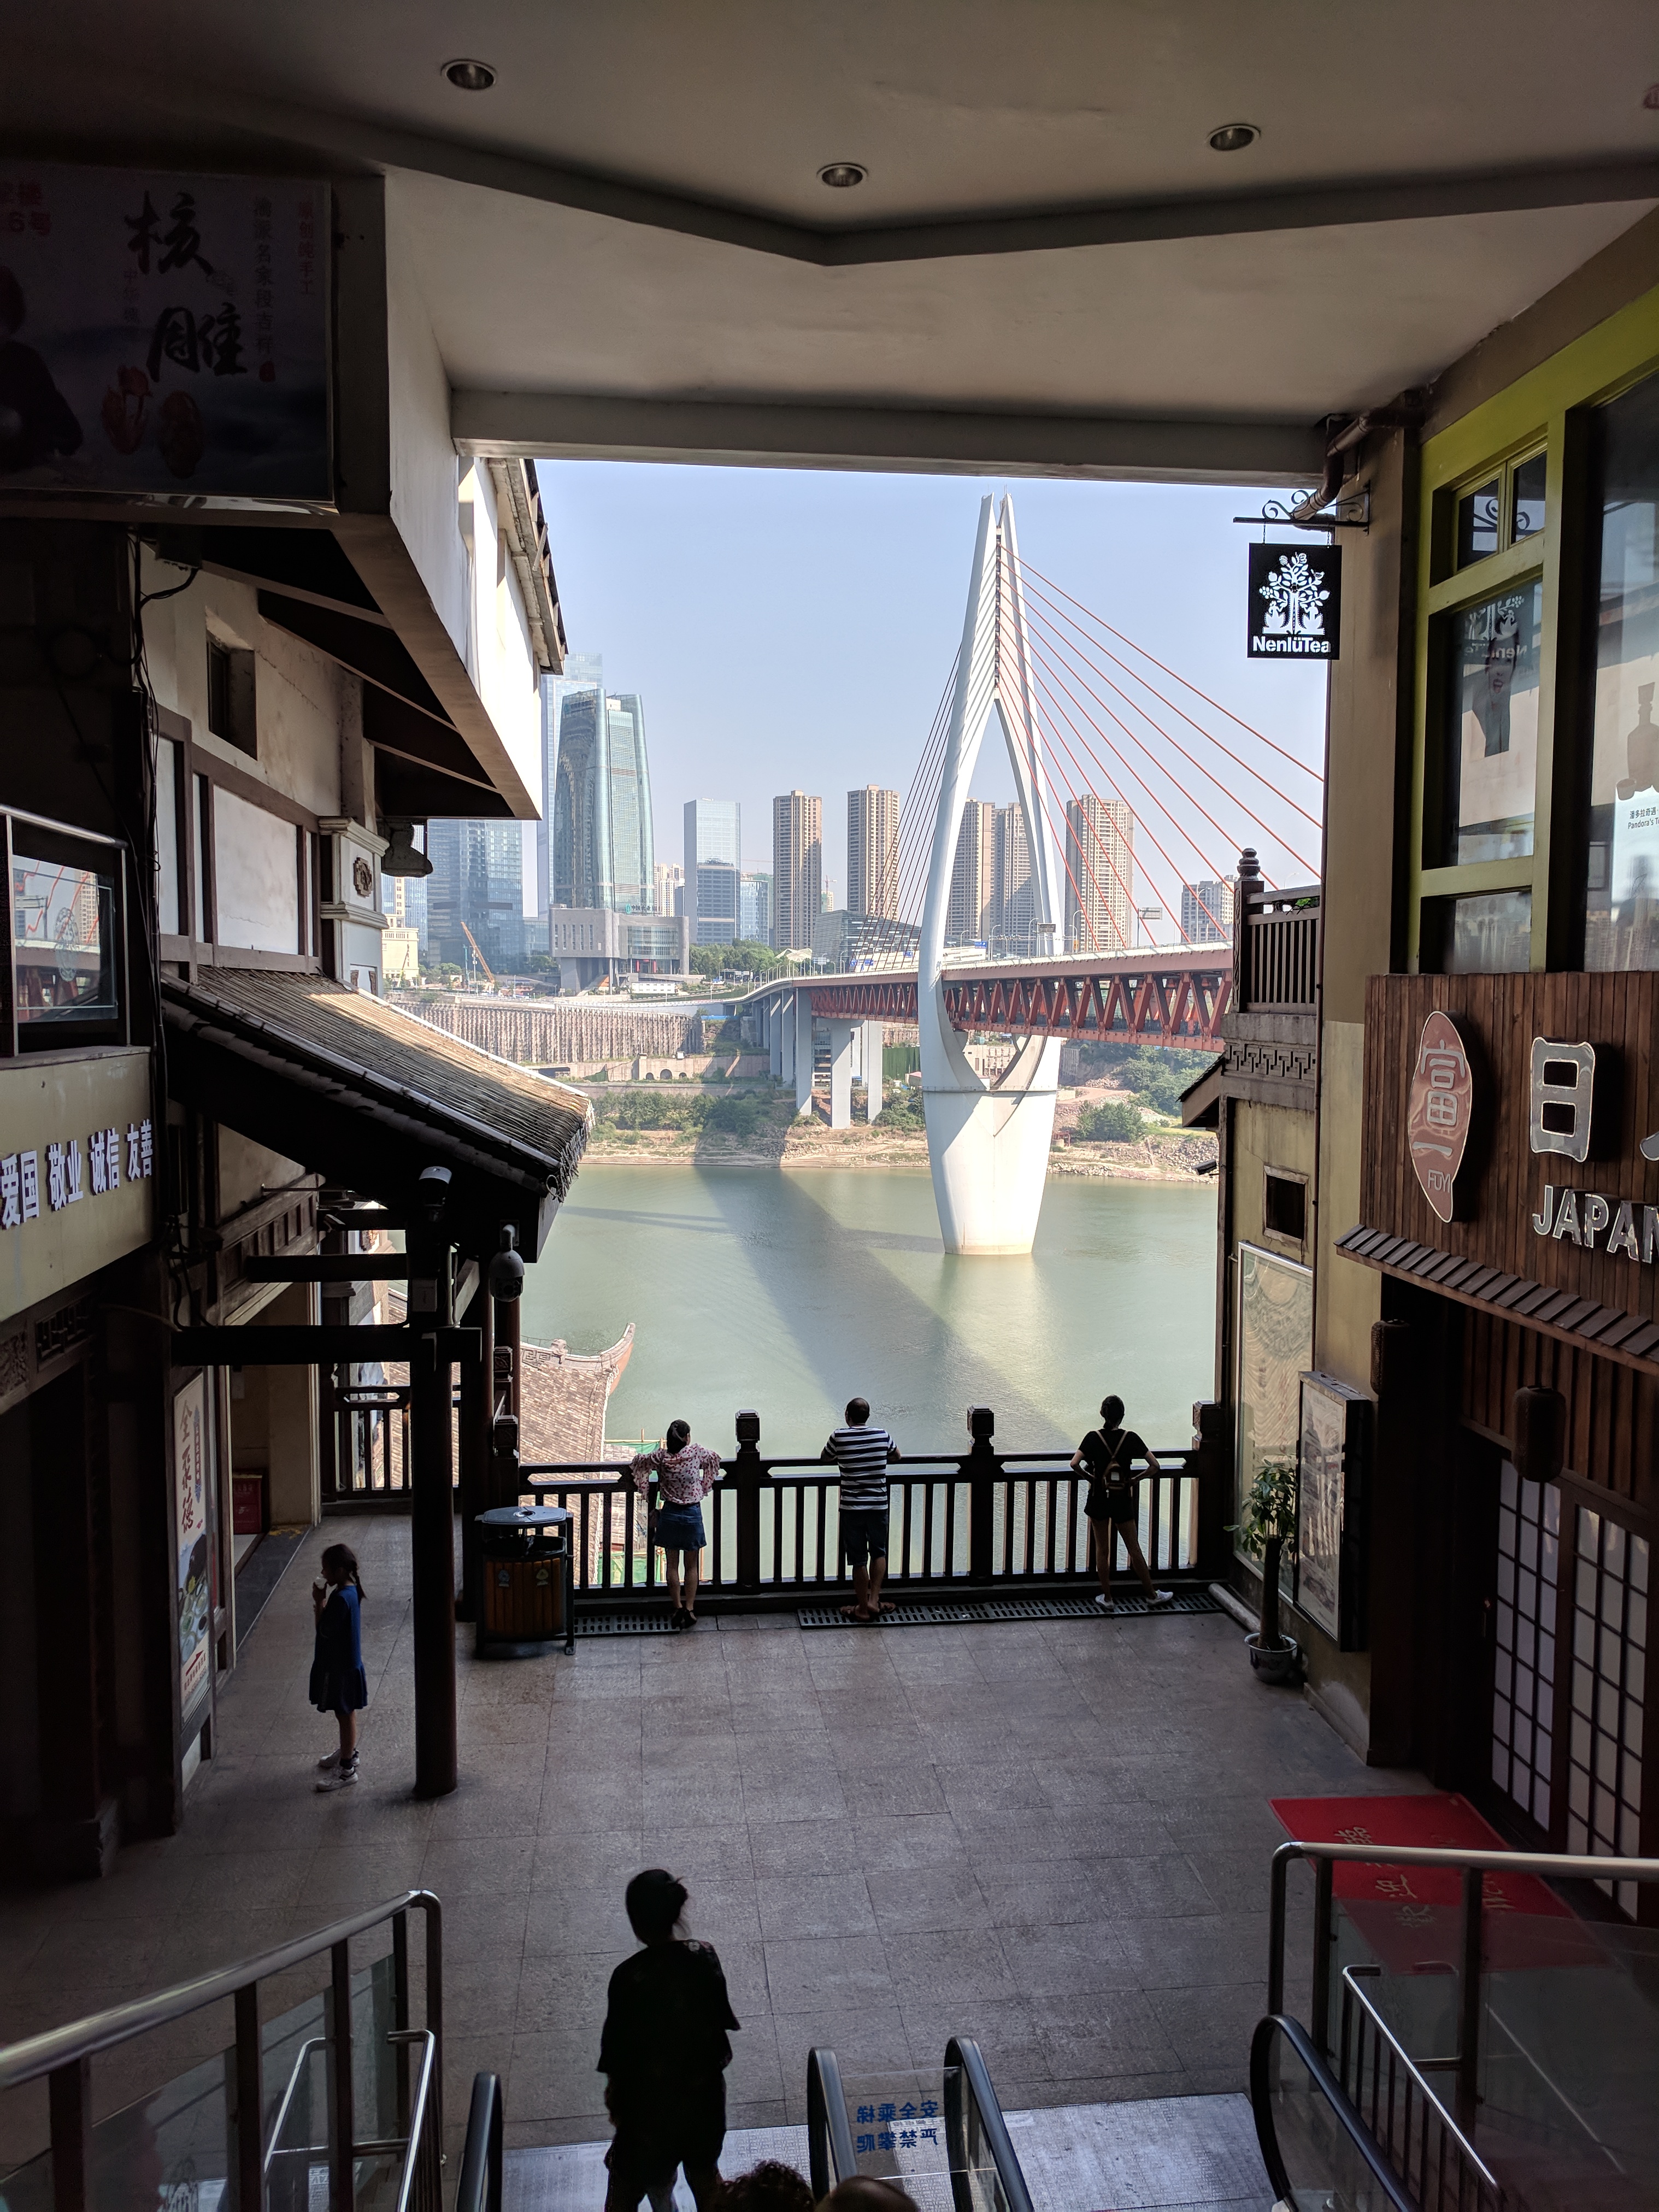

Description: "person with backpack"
1073 1395 1173 1615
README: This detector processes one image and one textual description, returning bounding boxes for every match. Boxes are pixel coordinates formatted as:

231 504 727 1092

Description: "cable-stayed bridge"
738 493 1322 1254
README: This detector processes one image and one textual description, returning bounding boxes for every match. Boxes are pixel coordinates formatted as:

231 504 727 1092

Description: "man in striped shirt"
822 1397 902 1622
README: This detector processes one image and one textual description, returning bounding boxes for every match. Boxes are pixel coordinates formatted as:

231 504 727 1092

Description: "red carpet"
1270 1793 1603 1974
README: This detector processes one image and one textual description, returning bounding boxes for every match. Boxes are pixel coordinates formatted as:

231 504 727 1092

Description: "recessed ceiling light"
1208 122 1260 153
818 162 868 190
443 58 496 91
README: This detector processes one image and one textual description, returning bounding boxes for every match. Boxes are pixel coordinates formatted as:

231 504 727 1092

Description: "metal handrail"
944 2035 1034 2212
262 2037 327 2179
1483 2001 1627 2176
0 1889 442 2090
1250 2014 1417 2212
456 2072 504 2212
387 2029 438 2212
1340 1966 1498 2192
806 2047 857 2201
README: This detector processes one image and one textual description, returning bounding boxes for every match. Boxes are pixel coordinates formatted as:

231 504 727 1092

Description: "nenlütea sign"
1247 542 1342 660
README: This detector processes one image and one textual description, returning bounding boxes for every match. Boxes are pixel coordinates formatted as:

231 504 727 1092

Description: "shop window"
1567 1505 1648 1917
1511 452 1548 544
1263 1168 1307 1242
1579 369 1659 975
1493 1462 1558 1832
206 634 256 757
1449 450 1546 576
11 831 123 1045
1434 580 1543 866
1420 889 1533 975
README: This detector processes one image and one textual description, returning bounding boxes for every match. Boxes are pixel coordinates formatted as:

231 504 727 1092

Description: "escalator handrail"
807 2046 857 2200
456 2070 505 2212
0 1889 442 2092
943 2036 1035 2212
1250 2013 1417 2212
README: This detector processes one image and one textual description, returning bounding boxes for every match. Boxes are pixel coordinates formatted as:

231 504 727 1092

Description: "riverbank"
580 1116 1217 1180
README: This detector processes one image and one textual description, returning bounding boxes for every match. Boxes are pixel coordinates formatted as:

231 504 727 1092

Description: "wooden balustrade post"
1191 1400 1233 1576
967 1407 996 1584
733 1411 763 1592
408 1227 457 1799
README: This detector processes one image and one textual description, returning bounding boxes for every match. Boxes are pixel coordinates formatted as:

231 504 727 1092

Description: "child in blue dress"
310 1543 368 1791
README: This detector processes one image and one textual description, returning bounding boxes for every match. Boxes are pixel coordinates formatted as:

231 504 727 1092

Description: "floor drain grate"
795 1589 1221 1629
574 1610 681 1636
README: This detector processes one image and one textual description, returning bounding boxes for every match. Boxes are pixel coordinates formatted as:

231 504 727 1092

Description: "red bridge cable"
1025 637 1285 905
893 649 998 928
1014 554 1326 785
1016 578 1326 840
1027 657 1239 936
1032 704 1205 949
1026 628 1313 885
887 652 961 938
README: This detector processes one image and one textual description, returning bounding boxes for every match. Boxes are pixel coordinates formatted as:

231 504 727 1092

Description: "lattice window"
1492 1462 1559 1830
1567 1506 1649 1918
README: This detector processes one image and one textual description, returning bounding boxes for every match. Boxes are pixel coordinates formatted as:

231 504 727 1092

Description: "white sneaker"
315 1762 360 1792
1093 1592 1115 1614
316 1748 342 1771
1149 1589 1175 1608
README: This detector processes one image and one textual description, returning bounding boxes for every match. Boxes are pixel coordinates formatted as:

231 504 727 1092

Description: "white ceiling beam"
451 391 1327 486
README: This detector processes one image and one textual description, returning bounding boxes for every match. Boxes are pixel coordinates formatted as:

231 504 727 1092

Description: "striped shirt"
825 1425 897 1513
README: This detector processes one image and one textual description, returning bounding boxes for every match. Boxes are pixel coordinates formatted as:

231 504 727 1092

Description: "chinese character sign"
1407 1010 1473 1223
174 1373 211 1714
0 165 329 501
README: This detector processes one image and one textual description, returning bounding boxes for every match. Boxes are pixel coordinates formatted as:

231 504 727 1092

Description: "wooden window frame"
1407 284 1659 975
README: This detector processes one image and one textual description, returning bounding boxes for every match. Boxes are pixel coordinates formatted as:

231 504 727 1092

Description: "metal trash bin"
475 1505 574 1658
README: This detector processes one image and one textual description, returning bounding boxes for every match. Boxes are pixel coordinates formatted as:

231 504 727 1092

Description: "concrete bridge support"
860 1020 884 1119
827 1020 856 1128
793 992 815 1118
768 998 783 1083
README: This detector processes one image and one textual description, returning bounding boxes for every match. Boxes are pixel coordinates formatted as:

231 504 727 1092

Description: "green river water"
517 1164 1218 1460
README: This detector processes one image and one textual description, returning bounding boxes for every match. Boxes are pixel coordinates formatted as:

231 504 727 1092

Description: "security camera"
417 1164 452 1220
487 1223 525 1301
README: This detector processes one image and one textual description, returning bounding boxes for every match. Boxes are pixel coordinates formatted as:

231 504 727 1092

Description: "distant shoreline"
578 1133 1215 1184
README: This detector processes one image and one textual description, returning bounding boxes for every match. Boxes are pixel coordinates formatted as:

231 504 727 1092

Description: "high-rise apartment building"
685 799 741 945
1065 795 1134 952
772 790 822 951
993 803 1039 958
426 818 527 973
1180 878 1236 944
653 861 684 919
549 656 655 915
740 872 773 945
946 798 997 946
846 786 901 920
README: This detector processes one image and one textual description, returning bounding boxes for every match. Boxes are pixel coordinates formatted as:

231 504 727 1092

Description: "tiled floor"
0 1517 1430 2178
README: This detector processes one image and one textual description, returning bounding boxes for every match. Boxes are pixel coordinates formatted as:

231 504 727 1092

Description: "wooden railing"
1238 885 1320 1014
518 1435 1227 1604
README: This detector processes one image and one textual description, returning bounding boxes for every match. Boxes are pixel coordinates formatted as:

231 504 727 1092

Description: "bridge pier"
768 998 783 1083
861 1020 884 1119
793 991 814 1117
827 1020 855 1128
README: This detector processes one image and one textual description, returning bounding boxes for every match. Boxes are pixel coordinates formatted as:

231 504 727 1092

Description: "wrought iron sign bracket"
1232 490 1371 534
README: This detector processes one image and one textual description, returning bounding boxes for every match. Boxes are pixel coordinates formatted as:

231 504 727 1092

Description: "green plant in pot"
1230 1457 1301 1684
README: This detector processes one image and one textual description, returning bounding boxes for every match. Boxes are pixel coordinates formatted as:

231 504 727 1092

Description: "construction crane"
460 921 497 989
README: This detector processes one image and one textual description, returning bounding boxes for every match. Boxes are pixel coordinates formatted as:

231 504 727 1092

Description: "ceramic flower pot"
1246 1632 1300 1685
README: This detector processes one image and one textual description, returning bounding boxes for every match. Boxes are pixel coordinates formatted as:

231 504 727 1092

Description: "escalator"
807 2036 1033 2212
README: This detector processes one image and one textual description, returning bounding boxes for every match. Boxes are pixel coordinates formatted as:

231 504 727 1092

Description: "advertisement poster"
1297 1376 1348 1641
174 1373 210 1717
1235 1244 1313 1586
0 163 330 502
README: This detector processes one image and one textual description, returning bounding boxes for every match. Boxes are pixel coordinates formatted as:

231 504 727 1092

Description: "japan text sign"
0 163 330 503
1408 1010 1473 1223
1248 542 1341 660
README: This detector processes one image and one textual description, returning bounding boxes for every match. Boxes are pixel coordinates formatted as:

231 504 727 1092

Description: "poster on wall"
0 163 331 503
174 1373 211 1719
1297 1371 1370 1649
1235 1244 1313 1592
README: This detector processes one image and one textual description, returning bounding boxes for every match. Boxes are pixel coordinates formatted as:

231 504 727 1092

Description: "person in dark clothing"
309 1543 368 1790
717 2161 812 2212
599 1869 740 2212
0 267 83 474
1072 1395 1173 1615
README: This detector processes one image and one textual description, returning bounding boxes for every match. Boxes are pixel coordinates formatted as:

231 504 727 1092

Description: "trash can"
475 1505 574 1658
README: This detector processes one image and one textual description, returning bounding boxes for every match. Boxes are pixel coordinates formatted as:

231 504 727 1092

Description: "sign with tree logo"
1248 542 1342 660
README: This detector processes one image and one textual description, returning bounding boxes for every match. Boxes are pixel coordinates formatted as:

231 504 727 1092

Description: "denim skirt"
654 1501 707 1551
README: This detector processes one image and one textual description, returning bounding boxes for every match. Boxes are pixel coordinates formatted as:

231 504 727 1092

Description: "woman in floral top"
631 1420 722 1630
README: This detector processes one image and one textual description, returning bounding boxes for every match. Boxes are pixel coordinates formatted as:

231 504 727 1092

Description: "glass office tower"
549 655 656 915
426 818 526 972
685 799 741 944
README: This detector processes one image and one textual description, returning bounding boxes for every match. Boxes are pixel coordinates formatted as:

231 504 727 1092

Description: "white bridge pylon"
920 495 1065 1256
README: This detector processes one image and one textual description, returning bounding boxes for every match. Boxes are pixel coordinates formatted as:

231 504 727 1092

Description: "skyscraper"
685 800 740 945
426 818 527 973
549 657 655 914
1181 878 1236 944
946 798 997 946
740 872 773 945
772 791 822 952
1065 795 1133 952
993 803 1038 958
653 862 684 918
846 786 901 920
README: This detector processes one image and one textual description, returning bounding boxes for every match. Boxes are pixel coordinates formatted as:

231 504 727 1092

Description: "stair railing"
1339 1965 1502 2212
455 2071 504 2212
943 2037 1034 2212
0 1888 442 2212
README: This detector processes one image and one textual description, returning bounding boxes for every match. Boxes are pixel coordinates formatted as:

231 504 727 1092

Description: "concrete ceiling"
12 1 1659 479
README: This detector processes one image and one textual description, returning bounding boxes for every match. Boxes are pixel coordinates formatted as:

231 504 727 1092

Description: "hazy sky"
537 461 1328 923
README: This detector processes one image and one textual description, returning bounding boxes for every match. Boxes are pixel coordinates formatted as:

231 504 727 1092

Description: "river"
518 1164 1218 1458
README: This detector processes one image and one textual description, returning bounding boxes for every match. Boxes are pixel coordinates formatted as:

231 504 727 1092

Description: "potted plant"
1231 1458 1300 1684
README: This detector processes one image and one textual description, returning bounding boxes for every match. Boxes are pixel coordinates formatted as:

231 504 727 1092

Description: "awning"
1179 1060 1223 1129
162 970 591 1259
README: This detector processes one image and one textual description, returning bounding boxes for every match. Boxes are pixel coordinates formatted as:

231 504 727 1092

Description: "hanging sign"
1408 1010 1474 1223
1248 542 1342 660
0 162 331 504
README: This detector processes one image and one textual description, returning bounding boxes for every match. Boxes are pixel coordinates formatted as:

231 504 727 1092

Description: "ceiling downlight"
817 163 868 190
1208 122 1260 153
443 58 497 91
